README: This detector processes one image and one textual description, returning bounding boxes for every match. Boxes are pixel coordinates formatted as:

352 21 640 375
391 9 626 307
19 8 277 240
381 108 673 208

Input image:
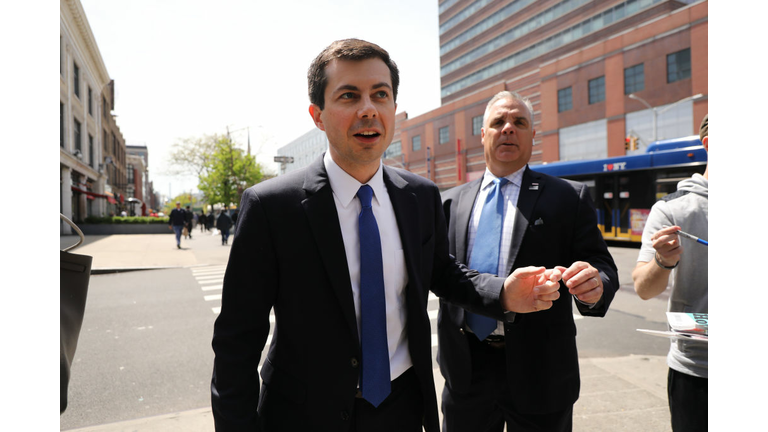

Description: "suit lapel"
455 179 482 263
301 156 360 346
382 166 421 292
508 166 544 270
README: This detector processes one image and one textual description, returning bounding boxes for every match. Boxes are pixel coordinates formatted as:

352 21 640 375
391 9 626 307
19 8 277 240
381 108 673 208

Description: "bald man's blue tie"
466 177 509 341
357 185 390 407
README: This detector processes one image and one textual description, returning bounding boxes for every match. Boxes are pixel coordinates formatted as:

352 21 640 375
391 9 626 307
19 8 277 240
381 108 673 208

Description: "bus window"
599 175 616 234
656 167 705 199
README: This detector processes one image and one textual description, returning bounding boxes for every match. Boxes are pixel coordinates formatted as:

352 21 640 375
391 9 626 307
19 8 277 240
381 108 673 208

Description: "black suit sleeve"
570 182 619 317
211 188 275 431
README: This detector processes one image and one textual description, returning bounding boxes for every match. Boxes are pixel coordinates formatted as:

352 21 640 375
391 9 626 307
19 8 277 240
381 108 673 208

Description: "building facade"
396 0 707 190
126 145 150 216
275 128 329 175
60 0 129 232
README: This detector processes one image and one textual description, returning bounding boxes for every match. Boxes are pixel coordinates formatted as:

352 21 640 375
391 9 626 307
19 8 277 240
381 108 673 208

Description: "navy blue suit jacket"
437 166 619 414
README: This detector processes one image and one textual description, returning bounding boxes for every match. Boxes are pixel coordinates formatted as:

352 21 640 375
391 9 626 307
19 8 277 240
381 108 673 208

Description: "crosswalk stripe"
195 275 224 280
204 294 222 301
193 272 226 278
201 284 222 291
192 266 227 272
193 265 227 270
192 268 226 274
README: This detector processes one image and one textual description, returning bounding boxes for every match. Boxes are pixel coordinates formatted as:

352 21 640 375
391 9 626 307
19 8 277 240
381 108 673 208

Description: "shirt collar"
480 165 526 191
324 151 386 208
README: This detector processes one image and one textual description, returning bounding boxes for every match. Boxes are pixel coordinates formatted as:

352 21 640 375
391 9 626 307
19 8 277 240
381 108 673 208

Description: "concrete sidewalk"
61 230 231 273
61 234 672 431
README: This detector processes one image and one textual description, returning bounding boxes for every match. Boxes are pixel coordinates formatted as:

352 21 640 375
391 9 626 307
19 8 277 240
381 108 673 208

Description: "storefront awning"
71 186 108 199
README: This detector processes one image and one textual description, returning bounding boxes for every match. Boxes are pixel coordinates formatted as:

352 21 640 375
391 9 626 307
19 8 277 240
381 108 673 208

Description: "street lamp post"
628 93 704 142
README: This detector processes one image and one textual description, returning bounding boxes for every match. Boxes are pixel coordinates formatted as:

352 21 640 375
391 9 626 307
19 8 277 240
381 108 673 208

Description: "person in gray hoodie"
633 114 708 432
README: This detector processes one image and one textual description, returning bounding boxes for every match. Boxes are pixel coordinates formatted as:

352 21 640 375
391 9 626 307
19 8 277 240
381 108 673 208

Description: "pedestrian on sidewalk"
184 205 194 239
168 202 186 249
199 211 207 232
216 207 233 245
207 210 214 232
633 114 708 432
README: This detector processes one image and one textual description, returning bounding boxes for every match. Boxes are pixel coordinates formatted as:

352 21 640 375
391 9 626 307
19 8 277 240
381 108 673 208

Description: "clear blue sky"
79 0 443 198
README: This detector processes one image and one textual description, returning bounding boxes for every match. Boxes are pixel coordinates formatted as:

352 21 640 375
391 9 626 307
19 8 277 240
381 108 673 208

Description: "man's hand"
555 262 603 305
651 225 683 267
501 266 561 313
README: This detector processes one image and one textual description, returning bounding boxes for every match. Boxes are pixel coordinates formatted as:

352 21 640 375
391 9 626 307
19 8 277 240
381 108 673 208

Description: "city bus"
530 136 706 243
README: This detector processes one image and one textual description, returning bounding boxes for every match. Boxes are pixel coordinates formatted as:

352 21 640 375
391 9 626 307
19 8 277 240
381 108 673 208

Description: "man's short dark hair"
308 38 399 110
699 114 708 141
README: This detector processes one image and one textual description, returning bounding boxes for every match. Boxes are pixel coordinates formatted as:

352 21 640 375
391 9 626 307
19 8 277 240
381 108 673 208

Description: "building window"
127 164 135 184
73 62 80 99
558 87 572 112
88 87 93 116
89 134 94 167
588 76 605 104
439 126 450 144
472 115 483 135
74 119 82 152
412 135 421 151
624 63 645 94
383 140 402 159
61 103 65 147
667 48 691 83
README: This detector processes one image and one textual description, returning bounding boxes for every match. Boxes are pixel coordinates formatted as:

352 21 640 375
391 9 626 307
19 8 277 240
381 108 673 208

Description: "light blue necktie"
357 185 390 407
466 177 509 341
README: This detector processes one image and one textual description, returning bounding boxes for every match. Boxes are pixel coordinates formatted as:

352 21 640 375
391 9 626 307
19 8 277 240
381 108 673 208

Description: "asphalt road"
60 244 668 430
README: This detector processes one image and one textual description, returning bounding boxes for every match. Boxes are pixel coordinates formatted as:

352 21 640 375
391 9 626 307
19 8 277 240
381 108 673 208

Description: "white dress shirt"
466 167 525 335
324 152 412 382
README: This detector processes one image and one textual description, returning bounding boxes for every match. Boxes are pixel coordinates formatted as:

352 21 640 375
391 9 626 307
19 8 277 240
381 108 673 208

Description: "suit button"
341 410 349 421
351 357 359 368
459 328 465 335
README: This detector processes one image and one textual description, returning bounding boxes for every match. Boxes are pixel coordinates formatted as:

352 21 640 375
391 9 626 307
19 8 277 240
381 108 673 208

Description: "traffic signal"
625 136 638 151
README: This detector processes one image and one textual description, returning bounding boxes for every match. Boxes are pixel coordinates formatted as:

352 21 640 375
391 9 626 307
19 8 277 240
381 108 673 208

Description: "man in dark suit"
438 91 619 431
211 40 563 432
168 202 186 249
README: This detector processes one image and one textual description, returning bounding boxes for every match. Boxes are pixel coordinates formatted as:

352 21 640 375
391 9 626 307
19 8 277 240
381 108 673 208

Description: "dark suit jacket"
211 155 510 432
437 166 619 415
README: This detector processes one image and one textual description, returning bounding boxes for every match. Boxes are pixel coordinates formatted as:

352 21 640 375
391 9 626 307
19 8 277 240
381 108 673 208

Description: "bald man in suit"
438 91 619 432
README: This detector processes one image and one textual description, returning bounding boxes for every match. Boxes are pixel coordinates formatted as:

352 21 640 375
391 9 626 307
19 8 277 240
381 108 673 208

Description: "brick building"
392 0 708 190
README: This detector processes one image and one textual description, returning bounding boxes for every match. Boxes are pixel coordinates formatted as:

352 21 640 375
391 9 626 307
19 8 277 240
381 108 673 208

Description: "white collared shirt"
324 151 411 382
466 166 525 335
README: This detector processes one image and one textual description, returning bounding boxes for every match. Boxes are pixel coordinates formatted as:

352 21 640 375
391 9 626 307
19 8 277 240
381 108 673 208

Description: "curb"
91 266 181 275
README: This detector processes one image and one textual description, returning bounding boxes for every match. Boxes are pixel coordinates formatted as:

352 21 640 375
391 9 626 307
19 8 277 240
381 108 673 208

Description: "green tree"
166 134 220 179
198 136 264 208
